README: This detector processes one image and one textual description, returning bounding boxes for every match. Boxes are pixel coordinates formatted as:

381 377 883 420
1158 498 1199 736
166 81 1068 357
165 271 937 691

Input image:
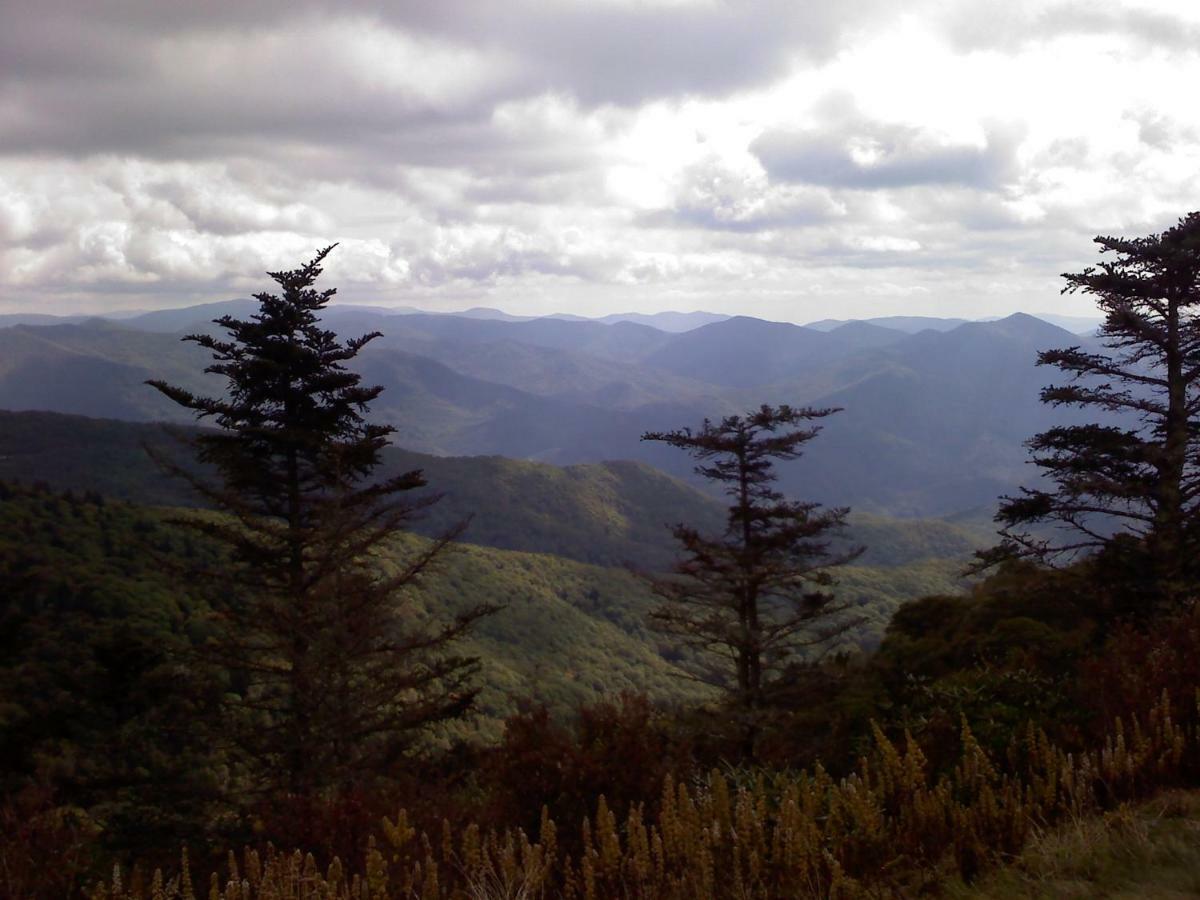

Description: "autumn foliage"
86 682 1200 899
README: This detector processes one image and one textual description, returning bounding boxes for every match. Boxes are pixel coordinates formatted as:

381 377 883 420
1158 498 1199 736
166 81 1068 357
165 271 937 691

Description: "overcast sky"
2 0 1199 322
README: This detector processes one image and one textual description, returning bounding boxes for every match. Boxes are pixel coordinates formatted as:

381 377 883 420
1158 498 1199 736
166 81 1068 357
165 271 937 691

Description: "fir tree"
986 212 1200 611
641 405 862 719
147 246 495 806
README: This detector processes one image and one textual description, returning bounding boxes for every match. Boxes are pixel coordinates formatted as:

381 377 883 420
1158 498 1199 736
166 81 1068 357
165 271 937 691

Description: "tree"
986 212 1200 611
640 405 862 719
146 246 496 809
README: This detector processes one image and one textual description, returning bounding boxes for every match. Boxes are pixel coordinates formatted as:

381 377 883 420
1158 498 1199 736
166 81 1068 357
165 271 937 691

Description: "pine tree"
641 405 862 718
987 212 1200 611
147 246 496 805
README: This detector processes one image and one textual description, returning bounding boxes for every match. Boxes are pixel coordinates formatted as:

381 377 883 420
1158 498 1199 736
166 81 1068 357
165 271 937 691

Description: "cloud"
751 110 1024 191
369 0 885 106
1123 109 1196 152
0 14 521 162
2 0 1200 321
938 0 1200 54
644 156 845 232
0 0 888 168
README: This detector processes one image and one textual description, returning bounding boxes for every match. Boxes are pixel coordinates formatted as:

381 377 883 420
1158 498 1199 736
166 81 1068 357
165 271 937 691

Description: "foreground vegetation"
6 476 1200 896
86 684 1200 898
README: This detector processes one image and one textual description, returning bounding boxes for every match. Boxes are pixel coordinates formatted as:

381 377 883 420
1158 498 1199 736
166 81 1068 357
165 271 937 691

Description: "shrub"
93 688 1199 899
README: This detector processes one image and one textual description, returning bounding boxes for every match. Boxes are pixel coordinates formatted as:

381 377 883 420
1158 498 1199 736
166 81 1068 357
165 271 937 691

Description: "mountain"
117 298 262 333
0 409 991 573
350 312 676 363
0 313 91 327
0 319 715 474
594 311 730 332
0 322 217 421
0 481 705 737
844 512 993 567
111 298 426 332
645 316 822 387
445 313 674 361
781 314 1099 515
352 345 724 475
0 417 976 733
1025 312 1104 334
363 332 730 410
804 314 1101 335
643 316 907 388
805 316 970 333
0 409 723 570
445 307 534 322
0 476 969 742
536 311 730 331
0 308 1108 518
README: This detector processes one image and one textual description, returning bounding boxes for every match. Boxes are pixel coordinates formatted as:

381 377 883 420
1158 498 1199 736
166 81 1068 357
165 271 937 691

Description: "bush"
93 687 1198 899
480 693 694 840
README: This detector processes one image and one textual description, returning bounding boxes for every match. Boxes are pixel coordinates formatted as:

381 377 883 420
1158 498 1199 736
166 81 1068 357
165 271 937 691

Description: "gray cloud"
1123 110 1196 152
0 25 508 163
0 0 885 167
144 176 331 236
644 156 844 232
939 0 1200 54
1041 3 1200 51
385 0 873 106
752 114 1024 191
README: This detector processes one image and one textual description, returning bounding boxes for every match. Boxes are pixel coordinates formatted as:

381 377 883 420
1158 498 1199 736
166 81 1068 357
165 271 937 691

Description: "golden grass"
91 690 1200 899
946 790 1200 899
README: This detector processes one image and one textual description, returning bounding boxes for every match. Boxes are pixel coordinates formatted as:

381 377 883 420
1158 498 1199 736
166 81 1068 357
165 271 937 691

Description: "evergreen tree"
986 212 1200 610
147 246 495 806
641 405 861 718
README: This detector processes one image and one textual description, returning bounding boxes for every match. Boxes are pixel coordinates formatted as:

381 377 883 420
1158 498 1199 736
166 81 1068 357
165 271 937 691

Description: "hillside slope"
0 482 967 745
0 483 702 742
0 410 990 571
0 409 724 570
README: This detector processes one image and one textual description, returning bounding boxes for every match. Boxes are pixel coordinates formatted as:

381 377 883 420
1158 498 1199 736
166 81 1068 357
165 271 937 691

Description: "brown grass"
86 689 1200 899
946 790 1200 899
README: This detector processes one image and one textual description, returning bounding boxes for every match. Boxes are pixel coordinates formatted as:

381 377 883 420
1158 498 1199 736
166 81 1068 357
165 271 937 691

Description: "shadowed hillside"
0 410 990 571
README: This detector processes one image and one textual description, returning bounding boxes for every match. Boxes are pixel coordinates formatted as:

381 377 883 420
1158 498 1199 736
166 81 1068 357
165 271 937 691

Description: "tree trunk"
1154 292 1188 608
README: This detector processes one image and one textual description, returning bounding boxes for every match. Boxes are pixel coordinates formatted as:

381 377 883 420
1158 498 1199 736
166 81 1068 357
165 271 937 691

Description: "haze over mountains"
0 303 1105 518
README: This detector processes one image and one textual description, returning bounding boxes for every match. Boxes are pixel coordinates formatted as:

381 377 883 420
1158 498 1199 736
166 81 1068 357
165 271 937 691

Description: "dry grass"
86 690 1200 899
947 790 1200 899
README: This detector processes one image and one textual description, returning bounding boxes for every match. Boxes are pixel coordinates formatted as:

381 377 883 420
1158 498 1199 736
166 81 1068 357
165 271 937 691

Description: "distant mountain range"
804 316 971 334
805 313 1102 335
0 302 1112 518
3 301 1103 336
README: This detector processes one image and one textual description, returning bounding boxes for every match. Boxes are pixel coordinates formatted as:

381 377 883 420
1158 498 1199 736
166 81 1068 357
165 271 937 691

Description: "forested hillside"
12 466 1200 897
0 484 700 750
0 409 991 570
0 477 966 861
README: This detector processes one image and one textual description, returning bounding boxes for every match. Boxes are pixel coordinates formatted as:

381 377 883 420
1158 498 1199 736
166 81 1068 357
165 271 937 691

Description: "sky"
2 0 1200 323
